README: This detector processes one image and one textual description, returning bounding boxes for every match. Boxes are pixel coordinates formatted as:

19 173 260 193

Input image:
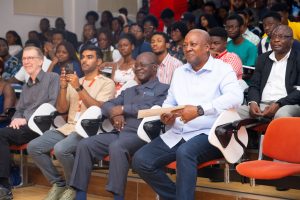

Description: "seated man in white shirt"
132 29 243 200
8 39 51 84
238 25 300 119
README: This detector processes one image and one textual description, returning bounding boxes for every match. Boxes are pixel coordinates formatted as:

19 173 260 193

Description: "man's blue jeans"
132 134 222 200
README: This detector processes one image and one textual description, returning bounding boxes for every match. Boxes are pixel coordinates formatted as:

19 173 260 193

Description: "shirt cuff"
201 103 214 115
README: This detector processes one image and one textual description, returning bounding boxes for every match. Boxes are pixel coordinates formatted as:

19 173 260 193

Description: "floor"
12 185 113 200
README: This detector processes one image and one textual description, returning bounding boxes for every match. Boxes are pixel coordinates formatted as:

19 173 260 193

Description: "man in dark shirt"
0 46 60 199
69 52 169 200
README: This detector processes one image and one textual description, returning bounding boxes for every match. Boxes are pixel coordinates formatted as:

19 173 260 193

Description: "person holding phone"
28 45 115 200
47 41 83 78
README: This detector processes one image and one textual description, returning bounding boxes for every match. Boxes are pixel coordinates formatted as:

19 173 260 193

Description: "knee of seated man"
53 141 67 157
108 140 123 153
274 105 295 119
27 138 40 155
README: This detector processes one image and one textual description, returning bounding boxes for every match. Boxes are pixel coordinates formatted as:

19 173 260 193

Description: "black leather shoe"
0 186 12 200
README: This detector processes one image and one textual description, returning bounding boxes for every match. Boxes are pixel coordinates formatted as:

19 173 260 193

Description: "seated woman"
0 59 16 127
47 41 83 77
97 28 121 62
6 30 23 56
169 21 188 63
102 33 137 96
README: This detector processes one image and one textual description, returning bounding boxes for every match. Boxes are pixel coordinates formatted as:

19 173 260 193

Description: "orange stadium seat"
236 118 300 185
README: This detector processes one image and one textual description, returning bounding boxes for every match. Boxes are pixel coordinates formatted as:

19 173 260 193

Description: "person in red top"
208 27 243 80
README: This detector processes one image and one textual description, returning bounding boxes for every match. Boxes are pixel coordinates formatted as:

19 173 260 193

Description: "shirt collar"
269 49 291 62
216 50 228 59
184 55 214 73
27 69 44 87
160 53 172 66
136 77 159 91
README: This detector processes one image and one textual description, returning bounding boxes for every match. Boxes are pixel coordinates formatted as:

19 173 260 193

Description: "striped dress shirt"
157 53 183 84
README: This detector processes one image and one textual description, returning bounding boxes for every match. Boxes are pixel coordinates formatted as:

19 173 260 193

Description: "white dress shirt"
261 51 290 102
160 56 243 148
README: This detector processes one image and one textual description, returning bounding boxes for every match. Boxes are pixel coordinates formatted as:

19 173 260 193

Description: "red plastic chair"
10 144 29 186
166 158 230 183
236 118 300 186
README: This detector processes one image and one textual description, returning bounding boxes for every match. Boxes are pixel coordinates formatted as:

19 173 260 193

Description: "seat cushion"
236 160 300 179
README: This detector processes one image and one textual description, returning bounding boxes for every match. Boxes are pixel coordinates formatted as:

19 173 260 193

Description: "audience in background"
5 31 23 56
47 41 83 77
143 15 159 43
0 58 16 127
97 28 121 63
169 21 188 63
78 24 97 52
100 10 114 31
85 10 99 27
226 14 257 67
150 32 183 84
0 38 22 80
129 23 152 59
160 8 175 36
55 17 78 49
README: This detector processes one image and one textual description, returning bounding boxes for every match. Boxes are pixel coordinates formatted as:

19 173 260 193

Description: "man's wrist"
75 85 84 92
248 101 258 106
196 105 204 116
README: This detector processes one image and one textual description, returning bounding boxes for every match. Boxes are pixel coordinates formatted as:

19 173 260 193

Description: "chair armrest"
81 118 102 137
33 111 67 132
215 117 271 149
143 119 165 140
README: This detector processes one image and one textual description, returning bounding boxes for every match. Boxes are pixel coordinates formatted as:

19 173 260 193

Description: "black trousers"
0 125 39 178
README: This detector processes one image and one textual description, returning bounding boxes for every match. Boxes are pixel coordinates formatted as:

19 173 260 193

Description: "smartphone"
65 63 74 74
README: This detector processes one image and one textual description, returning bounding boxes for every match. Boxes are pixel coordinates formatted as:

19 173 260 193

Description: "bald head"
183 29 211 71
272 24 293 37
136 52 158 65
187 29 211 45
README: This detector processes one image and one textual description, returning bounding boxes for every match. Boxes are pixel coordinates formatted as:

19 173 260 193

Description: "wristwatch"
75 85 84 92
196 105 204 116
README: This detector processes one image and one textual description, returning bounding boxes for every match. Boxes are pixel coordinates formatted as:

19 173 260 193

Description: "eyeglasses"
22 56 39 62
134 62 155 69
270 34 293 40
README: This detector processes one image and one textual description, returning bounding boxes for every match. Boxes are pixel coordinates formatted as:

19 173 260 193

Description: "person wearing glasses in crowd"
0 46 60 199
238 25 300 119
143 15 159 43
69 52 169 200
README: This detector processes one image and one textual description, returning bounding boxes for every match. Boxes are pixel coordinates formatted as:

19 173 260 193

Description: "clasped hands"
160 105 199 125
109 106 125 131
249 102 280 118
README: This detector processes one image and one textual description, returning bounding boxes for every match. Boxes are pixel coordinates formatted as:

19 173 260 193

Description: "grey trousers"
238 103 300 119
27 130 82 186
69 132 146 196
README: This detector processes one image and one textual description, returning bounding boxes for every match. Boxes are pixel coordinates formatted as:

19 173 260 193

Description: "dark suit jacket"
248 49 300 106
102 78 169 134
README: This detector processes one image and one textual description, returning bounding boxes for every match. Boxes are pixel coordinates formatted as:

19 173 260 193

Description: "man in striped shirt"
209 27 243 80
150 32 183 84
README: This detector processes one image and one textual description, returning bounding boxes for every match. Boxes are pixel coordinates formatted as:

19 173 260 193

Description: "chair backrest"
263 117 300 163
